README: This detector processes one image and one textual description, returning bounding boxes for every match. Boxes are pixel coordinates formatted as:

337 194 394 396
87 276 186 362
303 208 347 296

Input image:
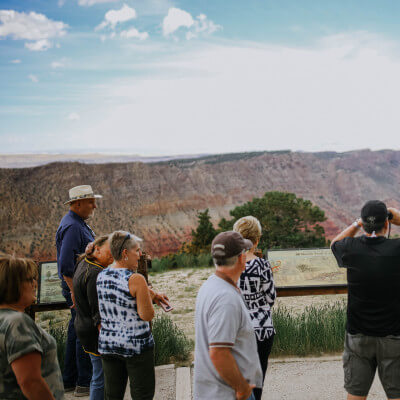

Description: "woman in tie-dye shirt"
97 231 167 400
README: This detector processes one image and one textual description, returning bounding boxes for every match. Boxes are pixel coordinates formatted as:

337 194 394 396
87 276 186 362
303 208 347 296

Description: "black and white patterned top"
238 257 276 341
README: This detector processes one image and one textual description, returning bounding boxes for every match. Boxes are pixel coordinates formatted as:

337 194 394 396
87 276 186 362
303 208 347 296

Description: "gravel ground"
64 357 388 399
262 357 387 400
149 267 348 342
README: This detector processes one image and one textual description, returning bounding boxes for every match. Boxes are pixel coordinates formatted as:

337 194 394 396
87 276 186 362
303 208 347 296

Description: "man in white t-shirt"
194 231 263 400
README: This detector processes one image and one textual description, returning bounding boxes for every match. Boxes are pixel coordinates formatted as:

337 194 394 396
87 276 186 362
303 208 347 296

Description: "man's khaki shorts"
343 332 400 398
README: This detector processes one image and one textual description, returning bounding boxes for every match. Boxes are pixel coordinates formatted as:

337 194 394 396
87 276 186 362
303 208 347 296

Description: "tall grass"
271 301 347 357
152 314 193 365
48 321 67 372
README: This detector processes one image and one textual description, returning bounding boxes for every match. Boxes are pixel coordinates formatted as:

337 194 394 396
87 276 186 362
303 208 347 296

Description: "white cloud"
70 32 400 155
51 60 65 68
78 0 118 5
11 59 21 64
96 4 136 31
120 28 148 40
192 13 221 36
28 74 38 83
162 8 193 36
25 39 52 51
162 8 221 39
0 10 67 51
68 112 80 121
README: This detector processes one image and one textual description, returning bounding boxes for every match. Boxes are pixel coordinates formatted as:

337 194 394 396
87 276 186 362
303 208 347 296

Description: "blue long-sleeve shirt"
56 210 95 280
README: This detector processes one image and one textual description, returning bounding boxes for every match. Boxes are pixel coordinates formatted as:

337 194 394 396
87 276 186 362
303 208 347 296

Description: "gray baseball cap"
211 231 253 259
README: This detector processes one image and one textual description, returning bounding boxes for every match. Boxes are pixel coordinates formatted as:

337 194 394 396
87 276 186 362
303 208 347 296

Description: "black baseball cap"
211 231 253 259
361 200 388 226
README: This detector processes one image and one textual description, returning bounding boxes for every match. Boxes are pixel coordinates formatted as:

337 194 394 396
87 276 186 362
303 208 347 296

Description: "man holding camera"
331 200 400 400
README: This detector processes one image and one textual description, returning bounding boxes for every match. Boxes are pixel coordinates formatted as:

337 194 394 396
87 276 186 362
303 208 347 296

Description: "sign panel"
37 261 65 304
268 248 346 287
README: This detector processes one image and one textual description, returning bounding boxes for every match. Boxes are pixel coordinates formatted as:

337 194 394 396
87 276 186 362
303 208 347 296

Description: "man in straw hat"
56 185 102 396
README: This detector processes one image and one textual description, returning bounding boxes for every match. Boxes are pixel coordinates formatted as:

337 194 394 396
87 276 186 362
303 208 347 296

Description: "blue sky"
2 0 400 155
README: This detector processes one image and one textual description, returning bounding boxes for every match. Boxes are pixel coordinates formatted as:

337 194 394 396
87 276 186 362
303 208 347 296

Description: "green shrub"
151 257 170 273
196 253 213 267
151 252 213 273
271 301 346 357
152 314 193 366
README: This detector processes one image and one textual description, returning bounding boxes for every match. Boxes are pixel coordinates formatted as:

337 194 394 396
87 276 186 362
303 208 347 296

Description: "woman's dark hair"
77 235 109 263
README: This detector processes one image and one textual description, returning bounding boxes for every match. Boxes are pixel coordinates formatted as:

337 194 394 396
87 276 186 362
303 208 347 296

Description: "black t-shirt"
332 236 400 336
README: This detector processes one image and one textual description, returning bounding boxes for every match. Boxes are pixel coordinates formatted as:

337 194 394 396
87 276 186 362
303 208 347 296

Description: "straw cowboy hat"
64 185 103 205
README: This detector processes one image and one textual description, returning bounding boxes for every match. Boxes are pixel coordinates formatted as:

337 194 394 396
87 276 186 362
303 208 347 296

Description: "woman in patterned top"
233 216 276 400
0 255 64 400
97 231 168 400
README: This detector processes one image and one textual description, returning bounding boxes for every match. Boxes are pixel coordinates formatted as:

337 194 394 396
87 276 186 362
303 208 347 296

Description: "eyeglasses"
119 233 131 257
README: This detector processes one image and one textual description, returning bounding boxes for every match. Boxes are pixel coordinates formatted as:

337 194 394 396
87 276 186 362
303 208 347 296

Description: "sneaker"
74 386 90 397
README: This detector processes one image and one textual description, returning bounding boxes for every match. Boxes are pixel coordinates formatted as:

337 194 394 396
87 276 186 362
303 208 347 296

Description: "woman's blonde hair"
109 231 139 261
77 234 109 263
233 216 262 245
0 255 38 304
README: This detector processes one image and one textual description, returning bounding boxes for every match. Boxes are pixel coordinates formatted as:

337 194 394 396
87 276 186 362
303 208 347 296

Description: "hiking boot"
74 386 90 397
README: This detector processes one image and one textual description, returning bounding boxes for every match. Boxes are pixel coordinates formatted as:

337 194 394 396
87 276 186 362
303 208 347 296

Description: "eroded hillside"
1 149 400 259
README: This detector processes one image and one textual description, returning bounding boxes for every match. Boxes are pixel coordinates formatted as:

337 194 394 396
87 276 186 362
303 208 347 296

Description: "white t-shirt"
194 274 263 400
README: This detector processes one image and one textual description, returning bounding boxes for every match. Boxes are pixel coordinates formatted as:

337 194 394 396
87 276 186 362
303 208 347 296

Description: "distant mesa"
1 149 400 260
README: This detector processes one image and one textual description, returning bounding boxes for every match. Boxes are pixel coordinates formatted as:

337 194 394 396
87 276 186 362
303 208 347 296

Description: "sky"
2 0 400 155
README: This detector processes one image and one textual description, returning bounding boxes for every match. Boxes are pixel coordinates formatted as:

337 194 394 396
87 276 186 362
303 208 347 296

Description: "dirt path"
263 357 386 399
64 364 175 400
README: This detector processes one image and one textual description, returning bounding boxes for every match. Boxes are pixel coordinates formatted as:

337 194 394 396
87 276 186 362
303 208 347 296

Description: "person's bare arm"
11 352 54 400
62 276 75 308
330 219 362 248
129 274 154 321
388 208 400 226
209 347 255 400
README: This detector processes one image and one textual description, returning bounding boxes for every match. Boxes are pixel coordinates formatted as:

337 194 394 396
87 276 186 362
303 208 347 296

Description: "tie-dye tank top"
96 267 154 357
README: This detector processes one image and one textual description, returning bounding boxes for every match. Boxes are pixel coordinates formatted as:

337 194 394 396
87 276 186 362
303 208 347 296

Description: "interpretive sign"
268 248 346 287
37 261 64 304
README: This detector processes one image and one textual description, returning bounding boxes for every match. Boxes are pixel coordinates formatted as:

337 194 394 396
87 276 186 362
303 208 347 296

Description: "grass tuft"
271 301 346 357
152 314 193 366
48 320 67 372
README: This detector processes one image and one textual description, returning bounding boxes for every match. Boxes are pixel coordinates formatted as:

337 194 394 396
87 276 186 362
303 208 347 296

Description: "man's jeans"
62 283 92 388
89 354 104 400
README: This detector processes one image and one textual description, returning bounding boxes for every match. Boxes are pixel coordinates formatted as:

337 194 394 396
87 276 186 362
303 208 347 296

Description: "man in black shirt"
331 200 400 400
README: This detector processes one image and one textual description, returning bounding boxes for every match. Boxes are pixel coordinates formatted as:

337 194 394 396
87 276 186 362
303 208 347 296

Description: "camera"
137 251 152 283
